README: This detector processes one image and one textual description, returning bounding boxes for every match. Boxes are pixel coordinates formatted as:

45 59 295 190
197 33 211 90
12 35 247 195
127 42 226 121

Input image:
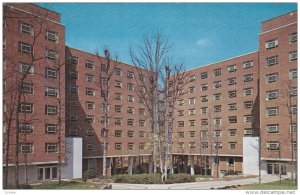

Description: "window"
201 95 208 102
291 105 297 114
243 61 253 69
115 105 122 113
128 83 134 91
201 107 207 114
189 131 195 138
189 120 195 127
201 142 208 149
214 68 221 76
139 120 145 126
101 91 108 98
139 74 145 82
266 56 278 66
128 131 134 137
46 30 58 42
178 89 184 95
228 116 237 123
290 123 297 132
266 73 278 83
127 119 134 126
139 131 145 138
289 51 297 61
87 144 94 151
228 77 236 85
213 80 222 89
46 143 58 153
128 143 134 150
46 49 58 60
178 132 184 138
178 99 184 106
115 118 122 125
127 71 134 78
244 88 253 96
139 143 145 149
70 115 79 122
244 128 253 136
244 115 252 123
178 142 184 149
101 103 109 112
291 87 297 97
86 115 94 123
266 90 278 100
100 116 108 125
213 93 221 100
86 88 95 96
228 103 237 111
200 130 208 138
19 41 32 54
3 36 6 49
244 101 253 109
86 60 94 69
228 65 236 73
201 119 208 125
214 118 221 125
70 71 78 79
189 142 196 149
189 86 195 93
115 68 122 76
189 75 195 82
19 22 33 35
267 124 279 133
266 107 279 116
214 105 221 112
267 141 280 151
290 69 297 79
178 121 184 127
86 74 94 82
214 130 222 137
126 107 134 114
46 67 58 79
229 129 236 137
139 86 145 93
45 86 58 97
70 85 78 93
45 105 58 115
20 83 33 94
19 122 33 133
19 103 33 113
289 32 297 43
229 142 237 150
46 124 57 134
115 143 122 150
244 74 253 82
189 109 195 115
20 143 33 153
128 95 134 102
115 93 122 100
70 56 78 65
214 142 222 149
189 98 195 105
228 90 236 98
201 84 208 91
115 80 122 88
19 63 34 75
115 130 122 137
139 108 145 115
201 72 208 79
265 39 278 50
86 102 94 110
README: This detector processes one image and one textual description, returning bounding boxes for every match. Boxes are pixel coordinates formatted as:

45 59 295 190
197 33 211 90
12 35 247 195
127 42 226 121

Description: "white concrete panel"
243 137 259 175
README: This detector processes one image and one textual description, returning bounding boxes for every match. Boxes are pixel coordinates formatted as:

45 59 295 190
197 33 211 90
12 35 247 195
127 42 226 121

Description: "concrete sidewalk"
112 175 286 190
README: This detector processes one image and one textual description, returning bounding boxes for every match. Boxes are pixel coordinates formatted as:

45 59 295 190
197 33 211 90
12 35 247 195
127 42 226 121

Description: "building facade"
2 3 297 184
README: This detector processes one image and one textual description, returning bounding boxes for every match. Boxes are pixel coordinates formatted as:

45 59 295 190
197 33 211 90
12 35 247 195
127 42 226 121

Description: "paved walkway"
112 175 286 189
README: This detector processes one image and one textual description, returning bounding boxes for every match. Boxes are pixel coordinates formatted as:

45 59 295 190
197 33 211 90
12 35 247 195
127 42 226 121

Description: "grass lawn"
242 179 297 190
31 180 105 189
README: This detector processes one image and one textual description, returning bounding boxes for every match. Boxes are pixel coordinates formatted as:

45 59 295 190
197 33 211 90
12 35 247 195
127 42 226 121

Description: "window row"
176 141 237 150
86 142 146 151
15 142 59 154
264 33 297 51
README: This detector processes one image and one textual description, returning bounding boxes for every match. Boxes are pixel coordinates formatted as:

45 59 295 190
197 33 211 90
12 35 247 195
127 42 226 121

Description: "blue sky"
38 3 297 70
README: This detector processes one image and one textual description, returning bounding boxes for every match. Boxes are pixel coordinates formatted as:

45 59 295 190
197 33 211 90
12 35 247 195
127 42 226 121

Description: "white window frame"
243 61 253 69
265 39 278 50
46 124 57 134
266 124 279 133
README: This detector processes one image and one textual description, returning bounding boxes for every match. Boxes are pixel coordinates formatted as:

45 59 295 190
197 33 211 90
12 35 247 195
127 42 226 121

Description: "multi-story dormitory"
2 3 297 184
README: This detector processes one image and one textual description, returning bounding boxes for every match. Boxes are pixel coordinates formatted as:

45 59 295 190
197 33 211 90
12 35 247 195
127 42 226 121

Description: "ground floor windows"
37 166 58 180
267 162 287 175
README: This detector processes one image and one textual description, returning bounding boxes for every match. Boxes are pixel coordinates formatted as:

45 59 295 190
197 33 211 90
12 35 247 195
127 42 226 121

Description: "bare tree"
94 49 120 176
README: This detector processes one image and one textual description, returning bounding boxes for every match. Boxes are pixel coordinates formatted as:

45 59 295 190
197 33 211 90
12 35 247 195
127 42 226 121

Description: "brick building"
2 3 297 184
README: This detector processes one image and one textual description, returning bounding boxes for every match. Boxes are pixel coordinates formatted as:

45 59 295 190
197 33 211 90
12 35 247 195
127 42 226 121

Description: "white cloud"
196 38 210 46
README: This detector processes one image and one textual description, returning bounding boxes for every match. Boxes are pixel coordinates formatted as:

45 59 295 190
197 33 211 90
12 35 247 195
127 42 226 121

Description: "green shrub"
113 174 162 184
223 170 239 176
166 174 196 184
19 183 32 189
83 170 97 183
